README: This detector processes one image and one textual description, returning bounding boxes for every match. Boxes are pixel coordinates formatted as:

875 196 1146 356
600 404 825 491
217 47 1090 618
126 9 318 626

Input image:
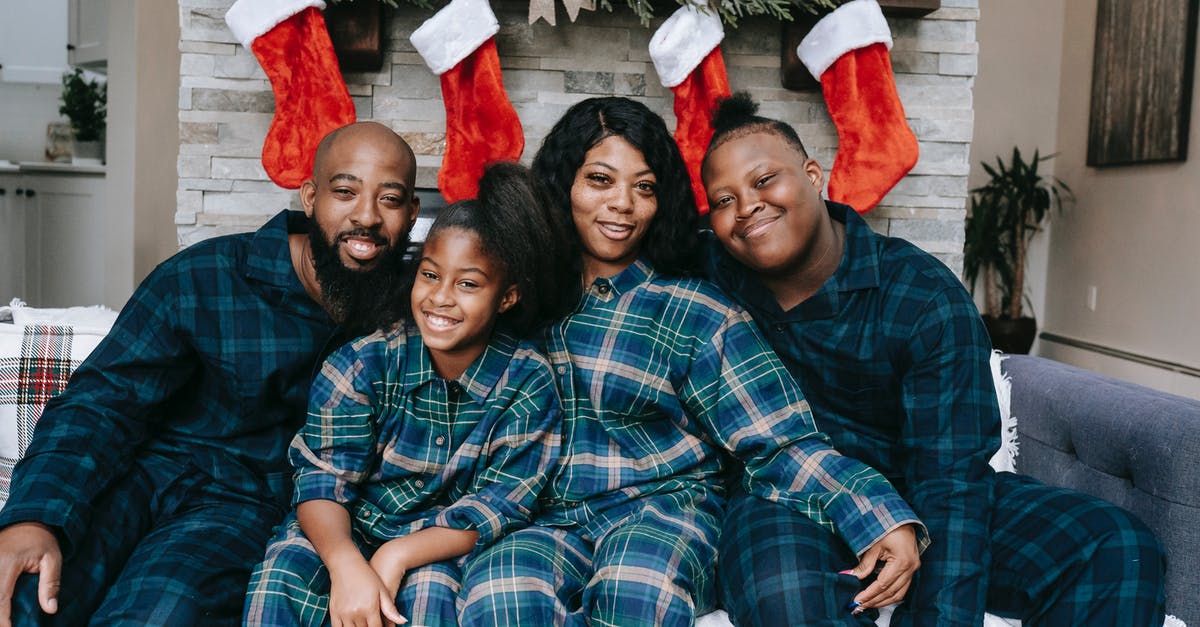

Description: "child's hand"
329 559 407 627
368 539 411 600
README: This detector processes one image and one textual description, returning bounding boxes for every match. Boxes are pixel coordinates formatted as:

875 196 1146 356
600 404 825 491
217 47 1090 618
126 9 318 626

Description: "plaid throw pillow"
0 322 111 508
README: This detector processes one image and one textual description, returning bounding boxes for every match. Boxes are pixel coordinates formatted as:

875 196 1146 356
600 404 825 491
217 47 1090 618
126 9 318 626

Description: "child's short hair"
705 92 811 165
532 96 699 278
424 162 576 336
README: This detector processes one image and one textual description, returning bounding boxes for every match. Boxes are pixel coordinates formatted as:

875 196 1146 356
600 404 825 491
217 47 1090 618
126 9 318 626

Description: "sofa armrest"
1000 354 1200 624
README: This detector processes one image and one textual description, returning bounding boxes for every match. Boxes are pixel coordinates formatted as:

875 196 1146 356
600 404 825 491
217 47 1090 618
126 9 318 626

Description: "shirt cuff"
0 500 78 557
292 470 352 506
830 494 930 556
433 496 513 551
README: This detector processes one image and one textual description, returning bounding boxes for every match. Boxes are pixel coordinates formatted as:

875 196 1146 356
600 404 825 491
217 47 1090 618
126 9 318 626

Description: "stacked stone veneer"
177 0 978 273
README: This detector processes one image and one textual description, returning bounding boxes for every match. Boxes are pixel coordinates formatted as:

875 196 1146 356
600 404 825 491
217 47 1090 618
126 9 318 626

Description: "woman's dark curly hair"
415 162 576 337
532 96 700 278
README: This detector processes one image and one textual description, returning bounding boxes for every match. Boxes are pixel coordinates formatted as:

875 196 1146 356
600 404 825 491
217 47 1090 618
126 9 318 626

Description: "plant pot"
72 139 104 165
982 315 1037 355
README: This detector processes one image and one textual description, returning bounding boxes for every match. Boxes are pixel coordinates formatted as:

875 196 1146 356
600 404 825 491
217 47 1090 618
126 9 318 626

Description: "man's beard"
308 216 411 332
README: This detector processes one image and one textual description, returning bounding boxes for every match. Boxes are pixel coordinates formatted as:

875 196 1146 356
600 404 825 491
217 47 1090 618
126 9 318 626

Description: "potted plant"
963 147 1072 354
59 68 107 164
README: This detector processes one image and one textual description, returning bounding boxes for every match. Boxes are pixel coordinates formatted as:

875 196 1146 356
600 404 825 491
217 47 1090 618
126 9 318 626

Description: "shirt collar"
245 209 308 290
400 321 517 405
586 258 654 299
457 331 518 404
708 201 881 319
835 201 881 292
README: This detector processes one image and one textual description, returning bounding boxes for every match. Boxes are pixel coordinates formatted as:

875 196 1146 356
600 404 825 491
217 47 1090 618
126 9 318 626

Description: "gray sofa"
1002 354 1200 624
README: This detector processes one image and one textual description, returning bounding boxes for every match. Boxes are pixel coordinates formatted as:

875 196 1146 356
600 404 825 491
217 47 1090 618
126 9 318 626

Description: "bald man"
0 122 421 626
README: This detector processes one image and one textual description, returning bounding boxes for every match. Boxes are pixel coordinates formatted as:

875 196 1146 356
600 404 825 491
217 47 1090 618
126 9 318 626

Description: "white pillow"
988 351 1019 473
5 298 118 331
0 301 116 509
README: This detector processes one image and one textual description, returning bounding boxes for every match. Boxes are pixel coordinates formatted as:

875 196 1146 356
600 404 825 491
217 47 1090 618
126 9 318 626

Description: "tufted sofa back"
1002 355 1200 624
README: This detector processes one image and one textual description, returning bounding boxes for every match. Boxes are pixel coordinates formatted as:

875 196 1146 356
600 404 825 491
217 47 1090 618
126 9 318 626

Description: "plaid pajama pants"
459 489 721 627
9 456 285 626
244 514 461 627
718 472 1166 627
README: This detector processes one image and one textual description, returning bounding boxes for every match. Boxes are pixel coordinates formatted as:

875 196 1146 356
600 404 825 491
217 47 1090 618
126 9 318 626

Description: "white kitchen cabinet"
0 0 69 83
0 168 107 308
23 172 108 308
68 0 110 69
0 173 27 302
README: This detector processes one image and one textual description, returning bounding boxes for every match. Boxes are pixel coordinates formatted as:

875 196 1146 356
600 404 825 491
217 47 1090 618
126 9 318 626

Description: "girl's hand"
368 539 411 600
329 559 407 627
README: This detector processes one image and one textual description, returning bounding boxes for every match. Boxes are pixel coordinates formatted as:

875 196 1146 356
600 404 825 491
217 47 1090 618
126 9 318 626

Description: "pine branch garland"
328 0 840 26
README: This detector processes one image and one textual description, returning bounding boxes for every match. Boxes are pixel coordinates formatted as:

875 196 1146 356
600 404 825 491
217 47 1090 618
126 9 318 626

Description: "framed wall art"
1087 0 1200 166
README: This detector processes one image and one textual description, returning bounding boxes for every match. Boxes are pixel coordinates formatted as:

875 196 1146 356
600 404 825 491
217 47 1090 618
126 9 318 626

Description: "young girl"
457 97 923 626
244 163 573 627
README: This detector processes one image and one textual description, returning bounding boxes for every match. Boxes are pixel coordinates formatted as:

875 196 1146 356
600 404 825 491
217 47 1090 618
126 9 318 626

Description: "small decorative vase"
45 122 74 163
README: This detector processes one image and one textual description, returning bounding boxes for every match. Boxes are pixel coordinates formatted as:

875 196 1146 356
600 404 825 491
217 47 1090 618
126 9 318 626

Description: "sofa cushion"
0 301 116 509
1002 354 1200 625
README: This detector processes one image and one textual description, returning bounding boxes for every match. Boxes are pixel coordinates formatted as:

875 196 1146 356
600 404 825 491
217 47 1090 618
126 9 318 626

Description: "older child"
701 92 1165 626
244 163 573 627
458 96 925 627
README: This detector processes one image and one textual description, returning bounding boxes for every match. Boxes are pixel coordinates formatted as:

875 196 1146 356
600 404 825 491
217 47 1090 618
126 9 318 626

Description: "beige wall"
976 0 1200 398
104 0 180 309
971 0 1065 337
1041 0 1200 398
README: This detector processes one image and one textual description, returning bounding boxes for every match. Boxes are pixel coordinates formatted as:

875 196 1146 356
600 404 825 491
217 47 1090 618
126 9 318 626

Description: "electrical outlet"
1086 285 1098 311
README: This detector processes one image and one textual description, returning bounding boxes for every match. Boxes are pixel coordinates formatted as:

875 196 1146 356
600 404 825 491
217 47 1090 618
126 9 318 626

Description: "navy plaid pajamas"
1 210 343 625
245 324 562 626
459 261 923 626
244 514 464 627
461 488 723 627
706 201 1166 625
10 456 282 625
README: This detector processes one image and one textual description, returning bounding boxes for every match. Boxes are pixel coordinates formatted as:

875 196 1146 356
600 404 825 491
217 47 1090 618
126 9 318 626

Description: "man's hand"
847 523 920 612
0 522 62 627
328 558 406 627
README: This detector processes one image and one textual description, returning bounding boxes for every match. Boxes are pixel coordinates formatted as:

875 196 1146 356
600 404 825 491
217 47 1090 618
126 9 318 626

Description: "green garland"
328 0 839 26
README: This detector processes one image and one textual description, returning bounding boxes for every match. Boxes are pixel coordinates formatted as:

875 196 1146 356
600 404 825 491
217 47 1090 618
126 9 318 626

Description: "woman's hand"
846 523 920 612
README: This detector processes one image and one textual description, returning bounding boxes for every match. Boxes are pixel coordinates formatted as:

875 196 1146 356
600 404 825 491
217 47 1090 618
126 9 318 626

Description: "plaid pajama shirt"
460 260 923 626
0 210 348 625
245 323 562 626
707 201 1165 626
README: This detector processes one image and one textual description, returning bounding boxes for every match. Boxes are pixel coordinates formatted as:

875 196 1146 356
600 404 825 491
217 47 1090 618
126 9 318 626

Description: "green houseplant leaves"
59 68 107 143
964 147 1073 321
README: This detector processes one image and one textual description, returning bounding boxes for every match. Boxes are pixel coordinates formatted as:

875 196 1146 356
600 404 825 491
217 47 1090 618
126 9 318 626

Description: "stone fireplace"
176 0 977 274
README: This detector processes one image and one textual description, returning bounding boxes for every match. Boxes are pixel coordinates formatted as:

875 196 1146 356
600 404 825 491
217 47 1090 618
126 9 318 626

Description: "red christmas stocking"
650 6 730 215
798 0 918 213
226 0 357 189
412 0 524 202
